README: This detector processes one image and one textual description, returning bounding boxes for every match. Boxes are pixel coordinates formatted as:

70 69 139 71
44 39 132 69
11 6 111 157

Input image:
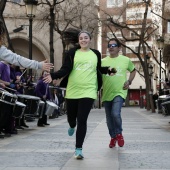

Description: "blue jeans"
103 96 124 138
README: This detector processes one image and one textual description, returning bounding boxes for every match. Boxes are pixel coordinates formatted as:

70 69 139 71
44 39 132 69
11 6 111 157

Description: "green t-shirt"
101 55 135 102
65 50 98 99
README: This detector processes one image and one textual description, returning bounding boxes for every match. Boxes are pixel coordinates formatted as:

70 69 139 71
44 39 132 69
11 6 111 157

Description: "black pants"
66 98 94 148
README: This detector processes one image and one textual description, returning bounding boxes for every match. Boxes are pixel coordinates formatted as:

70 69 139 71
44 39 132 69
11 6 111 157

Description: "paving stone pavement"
0 107 170 170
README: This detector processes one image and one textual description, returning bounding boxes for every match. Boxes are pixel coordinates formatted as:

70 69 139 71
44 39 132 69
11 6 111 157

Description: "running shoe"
68 127 75 136
109 137 117 148
75 148 84 159
116 134 124 147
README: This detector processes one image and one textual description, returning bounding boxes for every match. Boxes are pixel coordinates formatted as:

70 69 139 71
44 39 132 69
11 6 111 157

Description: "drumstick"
19 69 27 79
5 86 17 92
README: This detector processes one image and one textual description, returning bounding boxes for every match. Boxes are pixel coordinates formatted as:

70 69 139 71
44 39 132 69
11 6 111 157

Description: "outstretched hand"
43 73 52 83
41 59 54 72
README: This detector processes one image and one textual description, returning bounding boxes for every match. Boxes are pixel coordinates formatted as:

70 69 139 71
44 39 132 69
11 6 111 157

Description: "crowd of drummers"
0 62 64 139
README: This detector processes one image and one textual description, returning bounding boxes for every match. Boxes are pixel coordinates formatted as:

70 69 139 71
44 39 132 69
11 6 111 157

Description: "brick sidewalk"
0 107 170 170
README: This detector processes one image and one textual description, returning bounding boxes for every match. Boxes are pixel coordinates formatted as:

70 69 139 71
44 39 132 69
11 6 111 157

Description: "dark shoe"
109 138 117 148
10 130 18 134
37 124 45 127
116 134 124 147
0 134 4 138
26 118 35 122
49 116 55 119
44 123 50 125
16 126 24 130
0 132 4 139
4 133 12 137
21 124 29 128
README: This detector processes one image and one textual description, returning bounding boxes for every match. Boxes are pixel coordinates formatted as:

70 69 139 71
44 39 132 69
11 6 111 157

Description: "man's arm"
127 69 136 85
123 69 136 90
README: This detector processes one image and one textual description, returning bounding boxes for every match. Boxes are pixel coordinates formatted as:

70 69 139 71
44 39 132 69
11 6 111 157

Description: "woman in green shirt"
44 31 115 159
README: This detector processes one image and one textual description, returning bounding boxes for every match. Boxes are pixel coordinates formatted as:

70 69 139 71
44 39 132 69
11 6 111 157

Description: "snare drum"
0 89 17 104
45 101 59 116
36 100 45 118
13 101 26 118
0 99 15 129
157 95 170 113
17 94 40 116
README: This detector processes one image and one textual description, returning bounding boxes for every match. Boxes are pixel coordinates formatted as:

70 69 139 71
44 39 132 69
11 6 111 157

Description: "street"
0 107 170 170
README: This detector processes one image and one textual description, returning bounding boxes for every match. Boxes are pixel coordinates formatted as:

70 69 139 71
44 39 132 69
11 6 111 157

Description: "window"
128 0 143 3
135 46 151 53
112 15 123 22
11 0 21 2
131 32 137 38
130 30 141 39
107 0 123 7
94 0 99 6
127 12 143 19
168 21 170 33
107 31 122 39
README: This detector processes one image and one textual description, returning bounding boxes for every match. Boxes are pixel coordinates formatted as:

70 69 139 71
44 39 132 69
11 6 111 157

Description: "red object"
116 134 124 147
109 138 116 148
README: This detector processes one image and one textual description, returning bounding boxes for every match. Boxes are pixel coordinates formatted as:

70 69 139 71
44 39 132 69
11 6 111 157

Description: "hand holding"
41 59 54 72
0 83 6 88
43 73 52 83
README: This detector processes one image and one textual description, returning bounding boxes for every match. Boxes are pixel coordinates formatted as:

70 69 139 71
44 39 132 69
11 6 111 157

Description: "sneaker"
109 138 117 148
75 148 84 159
68 127 75 136
116 134 124 147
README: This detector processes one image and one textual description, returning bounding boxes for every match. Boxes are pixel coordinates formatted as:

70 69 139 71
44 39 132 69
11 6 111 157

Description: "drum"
157 95 170 113
45 101 59 116
17 94 40 116
161 101 170 115
13 101 26 118
36 100 45 118
0 99 15 129
0 88 17 104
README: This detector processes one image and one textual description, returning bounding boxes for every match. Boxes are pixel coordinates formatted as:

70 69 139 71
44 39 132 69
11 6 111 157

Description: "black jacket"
50 47 109 91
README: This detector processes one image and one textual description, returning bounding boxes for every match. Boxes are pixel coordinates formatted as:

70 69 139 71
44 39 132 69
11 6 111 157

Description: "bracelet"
128 80 132 85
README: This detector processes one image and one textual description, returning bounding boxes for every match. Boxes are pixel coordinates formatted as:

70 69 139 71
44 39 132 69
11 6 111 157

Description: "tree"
52 0 99 62
0 0 14 51
36 0 66 70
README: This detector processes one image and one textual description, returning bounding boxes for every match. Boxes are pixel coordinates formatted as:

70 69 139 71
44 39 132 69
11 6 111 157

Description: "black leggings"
66 98 94 148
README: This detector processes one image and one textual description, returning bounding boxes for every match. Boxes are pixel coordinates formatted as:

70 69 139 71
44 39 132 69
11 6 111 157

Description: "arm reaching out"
0 46 53 71
40 59 54 72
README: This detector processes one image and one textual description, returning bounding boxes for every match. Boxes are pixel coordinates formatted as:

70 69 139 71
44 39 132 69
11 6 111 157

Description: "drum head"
46 101 58 108
16 101 26 107
159 95 167 99
0 99 14 105
0 88 8 93
40 100 45 104
17 94 40 100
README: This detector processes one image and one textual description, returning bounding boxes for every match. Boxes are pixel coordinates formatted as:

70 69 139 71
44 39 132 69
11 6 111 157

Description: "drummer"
0 61 17 135
0 61 16 91
34 71 51 127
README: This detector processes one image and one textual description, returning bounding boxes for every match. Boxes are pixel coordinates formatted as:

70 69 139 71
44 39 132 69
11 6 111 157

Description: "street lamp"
156 36 164 95
24 0 38 77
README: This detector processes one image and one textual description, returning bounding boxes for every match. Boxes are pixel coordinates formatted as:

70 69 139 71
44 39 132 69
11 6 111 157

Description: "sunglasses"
108 44 118 48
